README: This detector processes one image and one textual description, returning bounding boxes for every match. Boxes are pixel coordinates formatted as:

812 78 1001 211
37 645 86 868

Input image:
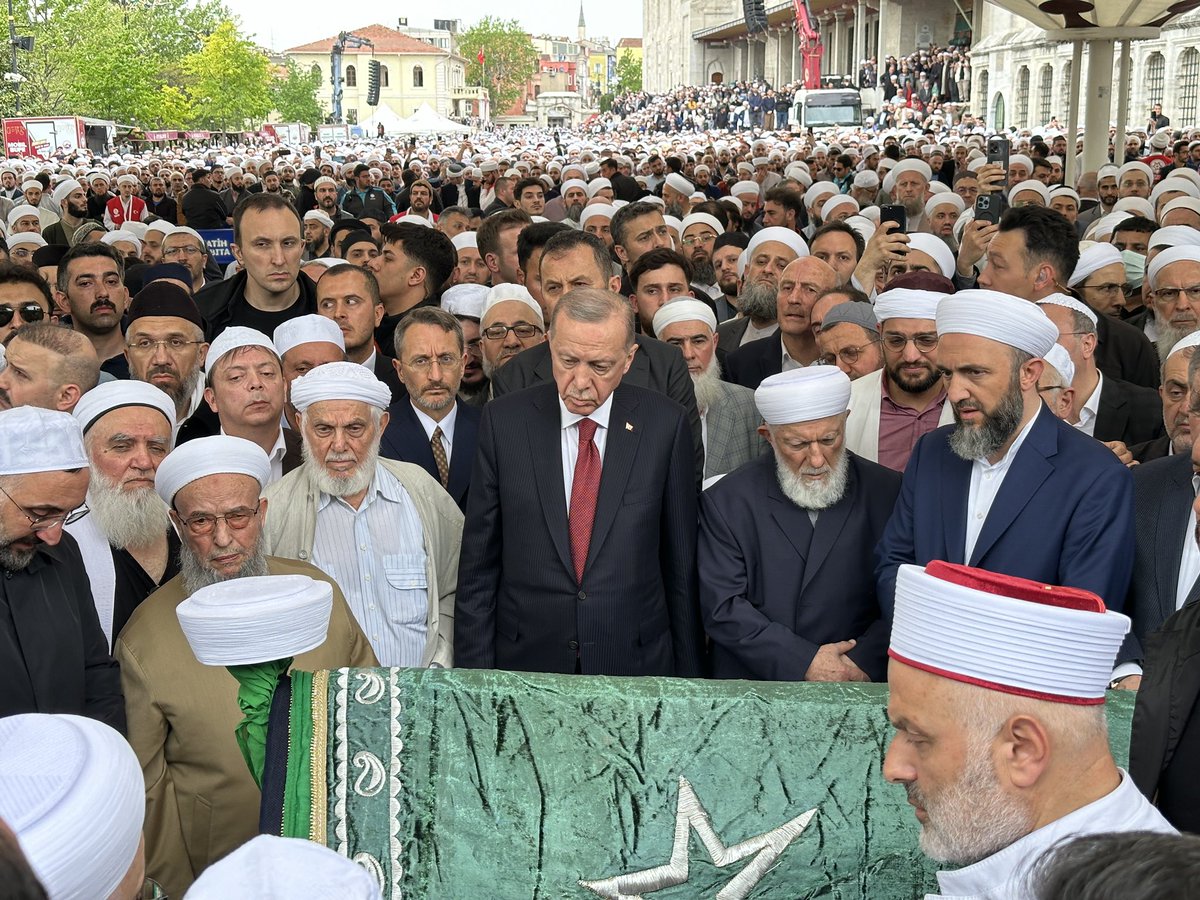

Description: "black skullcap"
340 229 376 256
882 270 956 295
31 244 68 268
141 262 194 289
127 280 203 329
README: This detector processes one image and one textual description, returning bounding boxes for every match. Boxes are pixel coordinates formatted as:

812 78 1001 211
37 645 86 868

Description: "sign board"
196 228 235 265
3 117 84 159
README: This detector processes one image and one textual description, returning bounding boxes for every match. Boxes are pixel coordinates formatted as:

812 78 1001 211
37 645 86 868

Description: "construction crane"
792 0 824 89
331 31 374 124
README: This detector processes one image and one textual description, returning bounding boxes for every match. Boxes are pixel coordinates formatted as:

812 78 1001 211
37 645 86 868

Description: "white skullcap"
560 178 587 195
20 179 39 192
154 434 271 505
579 204 615 226
1118 160 1153 183
101 230 142 254
679 212 724 236
1008 179 1050 205
273 314 345 358
1088 211 1133 241
1068 242 1124 288
51 178 81 204
924 193 965 217
178 574 333 666
1167 330 1200 359
303 209 334 229
1148 245 1200 289
1008 154 1033 173
937 289 1059 357
585 177 612 198
1114 197 1154 219
664 172 692 195
845 215 877 242
1043 342 1075 387
441 283 489 319
6 204 38 226
663 214 683 237
205 325 277 372
730 180 760 197
451 231 478 252
1149 225 1200 251
116 174 138 187
874 288 945 323
7 232 47 249
289 360 391 413
401 215 434 228
186 834 382 900
1049 186 1081 206
1160 197 1200 221
822 194 859 218
890 561 1130 704
746 226 808 261
482 283 543 329
755 367 851 425
145 220 175 237
1152 178 1200 206
1037 292 1099 327
0 407 87 475
652 298 717 337
0 714 144 900
73 379 176 436
928 182 951 196
804 182 839 208
1097 164 1120 182
853 170 880 189
905 233 956 278
123 221 149 241
890 158 932 182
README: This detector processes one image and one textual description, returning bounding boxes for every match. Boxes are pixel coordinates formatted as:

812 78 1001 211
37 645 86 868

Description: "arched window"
1038 64 1053 125
379 64 389 87
345 64 357 87
1180 49 1200 128
993 92 1006 131
310 63 321 84
977 70 988 119
1146 52 1165 107
413 65 424 88
1059 60 1072 120
1016 66 1029 128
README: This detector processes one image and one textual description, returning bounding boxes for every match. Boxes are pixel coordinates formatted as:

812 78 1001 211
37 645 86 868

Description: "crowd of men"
3 87 1200 898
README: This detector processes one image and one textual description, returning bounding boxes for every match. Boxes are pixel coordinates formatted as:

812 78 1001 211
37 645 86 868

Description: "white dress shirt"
963 412 1039 563
362 348 378 371
411 401 458 462
1072 370 1104 438
559 393 613 515
311 466 429 666
740 319 777 346
221 426 288 484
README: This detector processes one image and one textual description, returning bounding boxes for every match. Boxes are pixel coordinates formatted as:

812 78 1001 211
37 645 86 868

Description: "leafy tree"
458 17 538 117
615 49 642 94
182 21 271 132
271 60 323 128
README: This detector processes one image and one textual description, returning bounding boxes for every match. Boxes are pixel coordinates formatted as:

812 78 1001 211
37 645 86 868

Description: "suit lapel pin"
625 422 634 432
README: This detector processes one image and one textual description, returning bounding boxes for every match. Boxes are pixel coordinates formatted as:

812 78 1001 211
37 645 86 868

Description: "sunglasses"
0 302 45 327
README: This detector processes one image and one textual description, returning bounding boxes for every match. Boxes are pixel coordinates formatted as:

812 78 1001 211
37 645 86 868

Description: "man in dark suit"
600 158 643 203
700 368 901 682
876 290 1135 612
379 307 479 511
1131 335 1198 463
180 166 229 230
315 263 406 405
456 288 704 677
439 162 480 209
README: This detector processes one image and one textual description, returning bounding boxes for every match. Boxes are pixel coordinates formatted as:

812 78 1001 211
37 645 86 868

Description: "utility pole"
7 0 18 113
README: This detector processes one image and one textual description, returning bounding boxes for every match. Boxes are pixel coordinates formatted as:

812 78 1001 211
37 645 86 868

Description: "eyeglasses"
482 323 543 341
163 245 204 258
0 482 88 532
1080 282 1127 297
403 353 463 371
1152 285 1200 304
127 337 204 354
818 339 880 367
881 334 939 353
680 232 717 247
465 338 482 353
0 302 46 327
180 505 260 536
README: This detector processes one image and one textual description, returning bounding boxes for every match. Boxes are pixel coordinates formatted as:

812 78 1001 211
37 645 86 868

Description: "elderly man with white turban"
1145 245 1200 360
115 434 376 898
262 360 462 668
876 289 1136 617
699 367 901 683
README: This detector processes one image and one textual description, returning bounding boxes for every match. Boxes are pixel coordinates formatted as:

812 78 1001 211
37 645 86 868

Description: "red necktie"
569 418 601 583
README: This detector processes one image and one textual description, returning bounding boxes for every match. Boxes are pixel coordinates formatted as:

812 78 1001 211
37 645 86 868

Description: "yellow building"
284 23 487 128
616 37 643 71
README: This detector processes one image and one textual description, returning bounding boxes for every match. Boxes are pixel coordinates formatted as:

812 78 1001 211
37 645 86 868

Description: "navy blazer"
378 397 480 511
700 452 901 682
723 333 783 390
455 381 704 677
876 404 1135 613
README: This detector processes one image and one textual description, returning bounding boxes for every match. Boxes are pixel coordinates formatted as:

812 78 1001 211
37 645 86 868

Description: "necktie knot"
578 418 597 443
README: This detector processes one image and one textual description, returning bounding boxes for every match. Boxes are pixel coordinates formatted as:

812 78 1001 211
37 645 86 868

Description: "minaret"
577 2 586 42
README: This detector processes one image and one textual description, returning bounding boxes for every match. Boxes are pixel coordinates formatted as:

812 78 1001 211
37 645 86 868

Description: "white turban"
7 232 47 249
1167 330 1200 359
154 434 271 505
746 226 808 261
177 574 333 666
585 177 612 198
1118 161 1153 184
1037 292 1099 327
822 194 859 218
560 178 587 195
273 314 345 359
890 158 933 183
303 209 334 229
652 298 717 337
441 283 489 319
1067 242 1124 288
51 178 82 205
755 367 851 425
145 220 175 237
1043 343 1076 387
205 325 277 373
186 834 382 900
102 230 142 254
803 182 839 209
1048 186 1081 207
0 714 144 900
1149 225 1200 251
1114 197 1154 219
663 215 683 237
19 179 39 192
1160 197 1200 222
905 233 956 278
1087 211 1133 241
72 379 177 436
924 193 965 217
873 288 945 323
1151 178 1200 207
664 172 692 196
0 407 87 475
1007 179 1050 205
452 231 478 252
936 289 1059 357
1148 245 1200 289
579 204 615 226
853 170 880 189
730 180 761 198
6 204 39 226
679 212 724 237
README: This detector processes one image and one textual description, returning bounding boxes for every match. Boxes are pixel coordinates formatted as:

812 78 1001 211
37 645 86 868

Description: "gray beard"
692 355 724 414
87 470 170 549
948 376 1025 461
1156 321 1198 361
0 538 35 572
902 196 925 218
179 533 270 597
665 201 685 219
691 259 716 286
738 281 779 321
301 437 379 499
565 202 584 222
774 446 850 510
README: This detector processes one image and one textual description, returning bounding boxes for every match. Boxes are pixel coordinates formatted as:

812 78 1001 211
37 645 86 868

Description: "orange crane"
792 0 824 89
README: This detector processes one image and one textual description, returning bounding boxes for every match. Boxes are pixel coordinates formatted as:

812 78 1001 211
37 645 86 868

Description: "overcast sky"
226 3 644 53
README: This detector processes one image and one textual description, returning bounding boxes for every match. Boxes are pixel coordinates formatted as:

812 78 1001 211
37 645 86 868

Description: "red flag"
477 49 485 64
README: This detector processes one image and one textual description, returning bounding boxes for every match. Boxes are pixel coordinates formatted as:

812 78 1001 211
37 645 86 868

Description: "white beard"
87 469 170 549
774 448 849 510
691 355 724 414
301 438 380 499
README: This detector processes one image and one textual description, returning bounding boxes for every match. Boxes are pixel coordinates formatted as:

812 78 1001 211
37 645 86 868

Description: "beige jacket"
261 457 462 669
116 556 378 899
845 368 955 463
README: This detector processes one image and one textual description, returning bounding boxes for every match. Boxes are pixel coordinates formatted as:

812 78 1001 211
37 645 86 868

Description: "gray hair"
549 287 634 350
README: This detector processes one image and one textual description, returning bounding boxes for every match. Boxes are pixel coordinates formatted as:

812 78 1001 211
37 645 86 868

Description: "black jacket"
723 332 784 390
195 269 319 342
1095 312 1160 390
1093 376 1166 446
181 184 229 230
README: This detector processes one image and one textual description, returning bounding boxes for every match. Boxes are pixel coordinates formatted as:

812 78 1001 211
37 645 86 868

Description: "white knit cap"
0 714 144 900
451 231 478 251
273 314 345 358
482 283 544 329
652 298 717 336
1068 242 1124 288
873 288 945 323
177 574 333 666
890 561 1131 704
154 434 271 505
0 407 87 475
679 212 724 237
186 834 382 900
937 289 1059 357
1043 342 1075 387
205 325 277 373
1148 245 1200 289
289 360 392 413
746 226 808 261
303 209 334 229
754 367 851 425
72 379 177 436
579 204 615 226
905 233 956 278
1037 292 1099 327
441 283 489 319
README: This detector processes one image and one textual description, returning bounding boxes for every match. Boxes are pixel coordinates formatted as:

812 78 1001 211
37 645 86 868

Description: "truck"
3 115 117 159
790 89 863 131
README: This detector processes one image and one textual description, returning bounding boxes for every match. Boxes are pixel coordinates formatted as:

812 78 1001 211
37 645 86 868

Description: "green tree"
182 21 271 132
615 49 642 94
271 60 323 128
458 17 538 116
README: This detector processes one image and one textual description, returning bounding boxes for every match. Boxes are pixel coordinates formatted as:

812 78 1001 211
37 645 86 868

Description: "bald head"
0 323 100 412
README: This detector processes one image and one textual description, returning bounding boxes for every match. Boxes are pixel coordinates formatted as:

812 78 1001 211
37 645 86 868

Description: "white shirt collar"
219 425 287 462
1075 370 1104 431
410 399 458 445
362 348 377 371
558 392 615 431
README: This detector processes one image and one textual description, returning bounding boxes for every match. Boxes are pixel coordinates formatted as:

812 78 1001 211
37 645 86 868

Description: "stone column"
833 11 844 75
854 0 866 71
